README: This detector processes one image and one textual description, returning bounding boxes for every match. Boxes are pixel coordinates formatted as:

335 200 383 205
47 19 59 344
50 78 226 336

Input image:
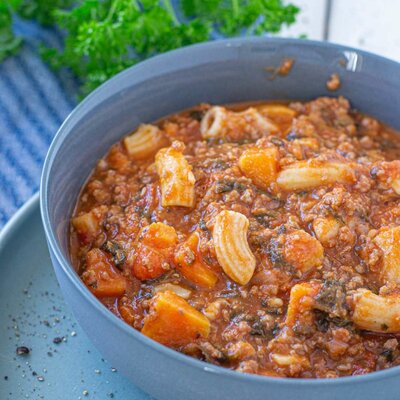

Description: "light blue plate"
0 193 152 400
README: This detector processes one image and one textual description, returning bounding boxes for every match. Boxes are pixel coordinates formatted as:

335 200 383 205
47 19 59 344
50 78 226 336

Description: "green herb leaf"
6 0 300 96
0 2 22 62
16 0 75 25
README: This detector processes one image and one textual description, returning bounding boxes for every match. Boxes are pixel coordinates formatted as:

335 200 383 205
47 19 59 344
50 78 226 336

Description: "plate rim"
0 193 40 253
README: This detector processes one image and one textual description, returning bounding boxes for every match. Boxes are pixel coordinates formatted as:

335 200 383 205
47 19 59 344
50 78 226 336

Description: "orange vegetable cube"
239 147 278 189
285 282 321 328
179 261 218 288
82 249 127 298
133 244 170 281
133 222 178 281
142 222 178 249
142 291 210 347
174 233 218 288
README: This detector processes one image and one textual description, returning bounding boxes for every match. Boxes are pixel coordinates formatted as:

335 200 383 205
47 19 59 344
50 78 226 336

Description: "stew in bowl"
70 96 400 378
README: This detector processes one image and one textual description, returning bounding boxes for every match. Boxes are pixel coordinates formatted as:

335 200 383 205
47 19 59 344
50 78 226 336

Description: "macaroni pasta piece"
373 227 400 284
155 142 196 208
352 289 400 333
277 160 355 191
201 106 278 140
213 210 256 285
123 124 168 160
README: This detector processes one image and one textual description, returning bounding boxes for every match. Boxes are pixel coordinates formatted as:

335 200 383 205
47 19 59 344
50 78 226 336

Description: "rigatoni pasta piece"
141 290 210 346
277 160 355 191
373 227 400 284
238 147 279 190
124 124 168 160
200 106 278 141
352 289 400 333
155 141 196 208
200 106 226 139
213 210 256 285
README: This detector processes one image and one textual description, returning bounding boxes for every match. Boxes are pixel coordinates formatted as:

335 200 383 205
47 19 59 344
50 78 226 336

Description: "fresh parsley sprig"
5 0 300 95
0 1 22 61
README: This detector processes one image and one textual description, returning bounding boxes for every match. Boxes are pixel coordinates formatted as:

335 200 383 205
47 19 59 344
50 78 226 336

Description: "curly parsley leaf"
4 0 299 95
0 2 22 62
181 0 299 35
16 0 75 25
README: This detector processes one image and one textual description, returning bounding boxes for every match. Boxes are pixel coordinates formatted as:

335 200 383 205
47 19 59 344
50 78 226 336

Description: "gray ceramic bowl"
40 38 400 400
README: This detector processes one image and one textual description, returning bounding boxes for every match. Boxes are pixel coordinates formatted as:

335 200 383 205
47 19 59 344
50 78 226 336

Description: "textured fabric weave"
0 19 78 228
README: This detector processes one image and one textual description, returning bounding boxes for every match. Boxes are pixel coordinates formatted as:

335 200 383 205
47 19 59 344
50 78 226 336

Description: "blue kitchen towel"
0 10 244 229
0 18 78 228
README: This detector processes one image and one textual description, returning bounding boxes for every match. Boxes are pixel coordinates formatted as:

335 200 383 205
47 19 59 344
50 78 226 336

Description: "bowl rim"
40 36 400 386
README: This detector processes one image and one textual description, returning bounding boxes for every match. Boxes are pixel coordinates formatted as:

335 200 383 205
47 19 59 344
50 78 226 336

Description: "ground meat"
71 97 400 378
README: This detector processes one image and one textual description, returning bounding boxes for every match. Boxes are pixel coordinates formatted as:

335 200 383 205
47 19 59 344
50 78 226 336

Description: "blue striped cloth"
0 18 78 228
0 11 249 229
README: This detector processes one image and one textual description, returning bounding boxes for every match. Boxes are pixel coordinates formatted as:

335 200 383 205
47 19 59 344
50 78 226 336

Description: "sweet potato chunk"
239 147 278 190
82 249 127 298
133 245 170 281
174 233 218 288
133 223 178 281
142 222 178 249
142 291 210 347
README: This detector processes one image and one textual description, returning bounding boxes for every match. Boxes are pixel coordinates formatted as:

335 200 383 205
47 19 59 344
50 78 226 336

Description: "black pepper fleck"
53 337 63 344
16 346 30 355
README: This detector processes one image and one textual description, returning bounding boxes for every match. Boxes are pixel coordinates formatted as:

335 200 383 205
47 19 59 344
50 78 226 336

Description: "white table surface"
280 0 400 62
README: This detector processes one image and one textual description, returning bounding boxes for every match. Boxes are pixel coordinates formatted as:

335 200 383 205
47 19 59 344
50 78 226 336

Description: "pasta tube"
352 289 400 333
201 106 278 140
373 227 400 284
124 124 168 160
213 210 256 285
277 160 355 191
155 142 196 208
